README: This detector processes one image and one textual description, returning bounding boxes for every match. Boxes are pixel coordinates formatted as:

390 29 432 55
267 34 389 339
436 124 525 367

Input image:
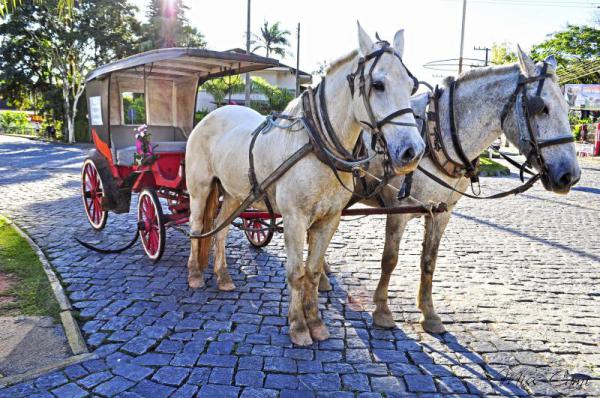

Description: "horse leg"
418 212 451 334
213 194 237 291
305 215 340 341
283 214 313 346
187 182 213 289
372 214 409 328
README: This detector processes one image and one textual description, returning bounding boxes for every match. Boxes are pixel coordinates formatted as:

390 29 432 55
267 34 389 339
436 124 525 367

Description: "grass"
0 216 60 320
479 156 510 174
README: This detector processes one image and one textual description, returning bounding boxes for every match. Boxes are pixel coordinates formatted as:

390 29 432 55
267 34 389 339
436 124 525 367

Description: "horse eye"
372 80 385 91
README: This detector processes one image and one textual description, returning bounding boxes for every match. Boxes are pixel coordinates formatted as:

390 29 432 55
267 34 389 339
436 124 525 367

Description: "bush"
0 111 30 130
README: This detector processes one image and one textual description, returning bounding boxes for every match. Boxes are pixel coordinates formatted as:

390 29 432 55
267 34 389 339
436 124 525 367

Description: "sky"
132 0 598 85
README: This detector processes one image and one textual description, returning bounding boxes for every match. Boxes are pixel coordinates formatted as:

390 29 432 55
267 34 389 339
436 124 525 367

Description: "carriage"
81 48 286 261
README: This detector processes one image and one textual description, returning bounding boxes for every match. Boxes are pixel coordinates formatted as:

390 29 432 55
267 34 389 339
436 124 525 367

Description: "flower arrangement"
133 124 154 166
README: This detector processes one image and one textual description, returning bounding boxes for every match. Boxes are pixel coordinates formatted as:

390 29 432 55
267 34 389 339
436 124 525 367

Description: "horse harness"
190 41 420 239
414 61 574 200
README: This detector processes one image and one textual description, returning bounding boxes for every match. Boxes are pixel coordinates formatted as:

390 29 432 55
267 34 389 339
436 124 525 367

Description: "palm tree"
251 21 291 59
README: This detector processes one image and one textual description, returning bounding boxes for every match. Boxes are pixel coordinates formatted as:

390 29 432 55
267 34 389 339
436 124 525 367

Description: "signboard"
89 96 103 125
564 84 600 111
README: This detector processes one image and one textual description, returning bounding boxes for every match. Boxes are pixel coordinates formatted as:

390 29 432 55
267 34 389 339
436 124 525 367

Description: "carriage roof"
85 47 280 82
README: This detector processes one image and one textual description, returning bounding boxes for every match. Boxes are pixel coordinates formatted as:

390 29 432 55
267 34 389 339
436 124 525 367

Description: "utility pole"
295 23 300 97
458 0 467 74
244 0 251 106
474 46 491 66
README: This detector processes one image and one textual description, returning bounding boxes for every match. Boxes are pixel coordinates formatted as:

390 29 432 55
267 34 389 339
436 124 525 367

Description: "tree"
201 75 244 106
140 0 206 50
251 21 290 58
312 60 329 77
531 24 600 83
491 42 517 65
0 0 141 142
0 0 72 16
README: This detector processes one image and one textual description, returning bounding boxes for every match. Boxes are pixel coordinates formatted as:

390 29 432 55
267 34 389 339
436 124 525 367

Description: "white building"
196 49 312 111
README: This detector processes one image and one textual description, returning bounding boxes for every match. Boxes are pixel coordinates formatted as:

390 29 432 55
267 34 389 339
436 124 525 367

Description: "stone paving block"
265 374 299 390
112 362 154 382
197 384 240 398
404 374 437 393
50 383 88 398
209 367 234 385
77 371 113 389
341 373 371 392
130 379 176 398
264 356 297 374
298 373 341 391
170 384 198 398
93 376 135 396
370 376 406 394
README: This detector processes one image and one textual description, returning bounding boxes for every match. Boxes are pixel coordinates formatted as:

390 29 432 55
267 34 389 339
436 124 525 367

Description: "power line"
441 0 600 7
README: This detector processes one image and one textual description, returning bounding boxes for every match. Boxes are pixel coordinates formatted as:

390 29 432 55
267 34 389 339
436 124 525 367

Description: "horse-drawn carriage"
81 47 445 262
81 48 284 261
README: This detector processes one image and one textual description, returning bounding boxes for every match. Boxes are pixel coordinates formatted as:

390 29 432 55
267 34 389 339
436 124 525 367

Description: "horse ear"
545 55 558 70
357 21 374 56
517 44 536 76
393 29 405 58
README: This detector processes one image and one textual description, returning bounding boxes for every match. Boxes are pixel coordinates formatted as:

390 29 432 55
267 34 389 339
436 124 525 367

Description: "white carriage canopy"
85 48 280 165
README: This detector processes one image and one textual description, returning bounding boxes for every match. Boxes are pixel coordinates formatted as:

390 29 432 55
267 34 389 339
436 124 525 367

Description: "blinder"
501 61 574 181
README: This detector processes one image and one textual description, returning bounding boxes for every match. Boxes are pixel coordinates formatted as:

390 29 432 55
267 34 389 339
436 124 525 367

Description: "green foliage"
201 75 245 107
0 216 60 319
0 0 141 142
140 0 206 50
251 77 294 112
122 92 146 125
251 21 291 59
531 24 600 84
491 42 517 65
195 108 210 124
0 111 29 130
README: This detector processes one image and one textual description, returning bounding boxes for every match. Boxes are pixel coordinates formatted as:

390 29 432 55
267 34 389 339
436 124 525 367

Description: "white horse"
320 47 581 334
185 24 425 345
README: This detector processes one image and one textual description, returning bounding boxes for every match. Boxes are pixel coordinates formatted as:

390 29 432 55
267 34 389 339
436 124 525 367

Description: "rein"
417 62 573 200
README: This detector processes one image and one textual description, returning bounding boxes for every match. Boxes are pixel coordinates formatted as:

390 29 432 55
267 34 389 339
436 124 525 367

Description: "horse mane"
325 49 359 75
440 64 521 88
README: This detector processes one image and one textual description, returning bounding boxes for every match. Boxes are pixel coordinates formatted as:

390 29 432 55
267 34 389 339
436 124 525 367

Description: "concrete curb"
0 217 95 387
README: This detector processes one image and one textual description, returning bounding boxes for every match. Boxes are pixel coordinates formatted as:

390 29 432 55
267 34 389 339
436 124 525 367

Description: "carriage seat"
110 125 187 165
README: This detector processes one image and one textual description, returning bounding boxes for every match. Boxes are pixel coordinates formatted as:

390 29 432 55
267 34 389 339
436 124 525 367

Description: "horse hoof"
318 275 332 292
421 318 446 334
218 281 236 291
309 323 330 341
373 310 396 329
188 276 205 289
290 329 313 346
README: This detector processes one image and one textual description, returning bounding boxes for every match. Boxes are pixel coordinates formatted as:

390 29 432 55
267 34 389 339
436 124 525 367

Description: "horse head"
350 23 425 174
503 46 580 194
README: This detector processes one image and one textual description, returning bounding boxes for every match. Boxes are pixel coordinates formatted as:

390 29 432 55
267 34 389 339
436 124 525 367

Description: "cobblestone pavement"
0 134 598 397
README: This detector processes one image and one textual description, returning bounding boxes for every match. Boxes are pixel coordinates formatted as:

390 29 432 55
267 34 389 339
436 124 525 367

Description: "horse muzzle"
543 160 581 194
390 139 425 174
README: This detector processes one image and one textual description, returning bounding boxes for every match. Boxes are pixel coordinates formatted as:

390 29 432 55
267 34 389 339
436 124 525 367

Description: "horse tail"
198 180 220 269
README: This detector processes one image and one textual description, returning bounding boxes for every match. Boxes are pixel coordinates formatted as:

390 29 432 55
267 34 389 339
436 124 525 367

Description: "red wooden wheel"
81 159 108 230
138 189 166 262
243 217 274 248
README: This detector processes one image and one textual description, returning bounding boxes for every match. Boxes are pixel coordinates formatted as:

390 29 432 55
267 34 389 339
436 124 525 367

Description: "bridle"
500 62 574 183
414 61 574 200
300 40 420 198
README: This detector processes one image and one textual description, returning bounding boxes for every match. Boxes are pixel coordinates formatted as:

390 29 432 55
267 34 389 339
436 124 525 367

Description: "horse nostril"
557 172 572 188
401 147 416 163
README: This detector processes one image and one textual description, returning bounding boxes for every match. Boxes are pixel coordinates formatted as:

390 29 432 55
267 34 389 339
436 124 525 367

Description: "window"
122 92 146 125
